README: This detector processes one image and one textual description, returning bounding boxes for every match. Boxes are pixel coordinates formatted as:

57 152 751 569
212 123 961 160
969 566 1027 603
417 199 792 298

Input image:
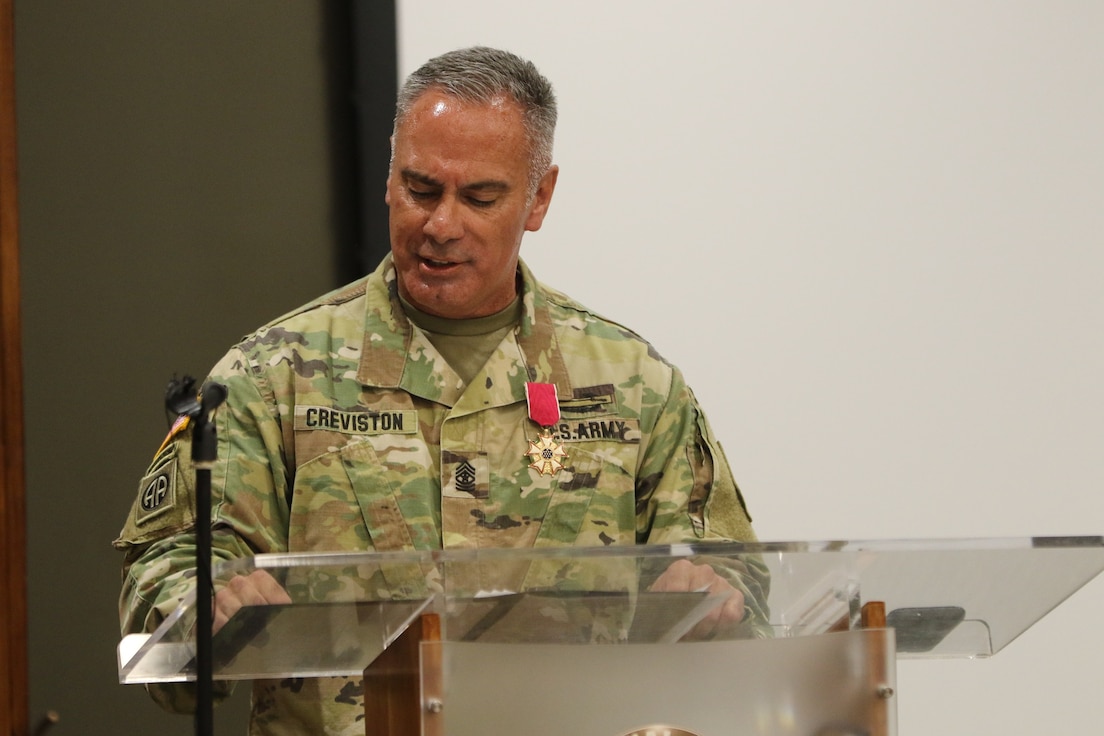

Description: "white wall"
398 2 1104 732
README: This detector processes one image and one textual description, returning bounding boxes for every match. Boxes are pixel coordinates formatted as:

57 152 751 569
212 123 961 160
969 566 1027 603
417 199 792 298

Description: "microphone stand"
166 377 228 736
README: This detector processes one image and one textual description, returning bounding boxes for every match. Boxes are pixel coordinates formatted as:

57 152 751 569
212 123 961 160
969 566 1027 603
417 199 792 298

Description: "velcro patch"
558 392 616 417
442 451 489 499
135 457 177 526
295 406 418 435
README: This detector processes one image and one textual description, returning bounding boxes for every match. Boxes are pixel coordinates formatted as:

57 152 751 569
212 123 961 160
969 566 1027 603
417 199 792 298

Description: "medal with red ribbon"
524 382 567 476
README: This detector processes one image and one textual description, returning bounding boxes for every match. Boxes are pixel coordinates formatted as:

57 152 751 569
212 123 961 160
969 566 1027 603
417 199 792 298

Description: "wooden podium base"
363 613 442 736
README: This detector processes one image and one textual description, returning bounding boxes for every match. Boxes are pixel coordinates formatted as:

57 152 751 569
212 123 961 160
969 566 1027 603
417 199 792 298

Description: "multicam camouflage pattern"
115 255 767 735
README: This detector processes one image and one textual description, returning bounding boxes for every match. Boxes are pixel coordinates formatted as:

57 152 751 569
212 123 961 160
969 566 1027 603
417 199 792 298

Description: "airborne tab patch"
295 406 418 435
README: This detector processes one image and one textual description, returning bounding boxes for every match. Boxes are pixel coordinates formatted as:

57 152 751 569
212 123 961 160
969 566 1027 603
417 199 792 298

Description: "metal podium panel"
423 630 897 736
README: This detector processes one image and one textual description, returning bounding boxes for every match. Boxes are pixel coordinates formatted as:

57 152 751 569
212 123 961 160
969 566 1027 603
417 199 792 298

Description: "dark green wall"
15 2 371 732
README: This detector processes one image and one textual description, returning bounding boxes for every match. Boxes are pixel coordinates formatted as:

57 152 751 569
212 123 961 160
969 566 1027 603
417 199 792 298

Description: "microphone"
162 373 227 736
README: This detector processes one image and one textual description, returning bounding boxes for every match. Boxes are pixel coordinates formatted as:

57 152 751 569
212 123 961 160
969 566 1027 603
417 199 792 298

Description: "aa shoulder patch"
135 456 178 526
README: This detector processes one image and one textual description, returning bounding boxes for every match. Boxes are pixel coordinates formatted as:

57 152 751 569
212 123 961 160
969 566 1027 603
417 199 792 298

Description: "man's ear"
525 165 559 232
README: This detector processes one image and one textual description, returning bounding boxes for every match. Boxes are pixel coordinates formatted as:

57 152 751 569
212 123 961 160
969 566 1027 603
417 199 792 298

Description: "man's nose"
423 197 464 243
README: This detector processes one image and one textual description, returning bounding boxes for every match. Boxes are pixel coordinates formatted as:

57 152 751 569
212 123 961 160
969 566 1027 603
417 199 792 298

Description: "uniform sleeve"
113 346 292 711
634 366 771 634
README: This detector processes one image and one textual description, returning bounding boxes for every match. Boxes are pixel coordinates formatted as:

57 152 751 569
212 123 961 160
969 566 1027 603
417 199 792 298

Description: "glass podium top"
118 535 1104 684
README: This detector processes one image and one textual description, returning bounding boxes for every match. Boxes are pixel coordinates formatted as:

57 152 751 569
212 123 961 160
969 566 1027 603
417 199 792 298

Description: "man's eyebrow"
401 169 440 188
463 180 510 193
400 168 510 193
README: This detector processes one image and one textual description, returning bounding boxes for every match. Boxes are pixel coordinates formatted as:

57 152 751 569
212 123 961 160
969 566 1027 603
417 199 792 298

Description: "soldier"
115 46 767 735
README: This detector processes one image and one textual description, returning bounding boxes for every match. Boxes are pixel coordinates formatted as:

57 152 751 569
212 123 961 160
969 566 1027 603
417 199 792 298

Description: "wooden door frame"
1 0 29 733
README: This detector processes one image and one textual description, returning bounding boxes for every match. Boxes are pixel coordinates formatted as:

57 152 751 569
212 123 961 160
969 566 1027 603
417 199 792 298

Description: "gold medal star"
525 430 568 476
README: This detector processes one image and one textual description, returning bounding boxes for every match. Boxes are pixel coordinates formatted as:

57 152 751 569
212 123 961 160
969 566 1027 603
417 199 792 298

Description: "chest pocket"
526 385 641 548
532 420 641 549
288 438 439 602
290 437 438 554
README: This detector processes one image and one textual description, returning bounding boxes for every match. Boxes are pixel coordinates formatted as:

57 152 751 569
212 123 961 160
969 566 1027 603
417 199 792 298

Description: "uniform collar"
357 255 573 402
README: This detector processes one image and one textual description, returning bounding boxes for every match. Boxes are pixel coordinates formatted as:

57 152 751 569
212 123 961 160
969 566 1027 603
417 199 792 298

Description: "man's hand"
649 558 746 640
212 569 292 634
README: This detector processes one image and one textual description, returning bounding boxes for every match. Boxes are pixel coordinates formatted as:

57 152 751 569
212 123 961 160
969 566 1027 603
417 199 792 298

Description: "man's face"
386 90 557 319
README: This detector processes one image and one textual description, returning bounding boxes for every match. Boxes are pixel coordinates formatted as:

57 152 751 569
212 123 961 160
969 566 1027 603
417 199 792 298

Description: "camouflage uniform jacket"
116 255 765 735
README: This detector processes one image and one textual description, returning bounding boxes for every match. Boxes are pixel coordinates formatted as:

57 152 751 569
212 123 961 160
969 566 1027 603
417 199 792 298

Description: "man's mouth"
419 256 464 272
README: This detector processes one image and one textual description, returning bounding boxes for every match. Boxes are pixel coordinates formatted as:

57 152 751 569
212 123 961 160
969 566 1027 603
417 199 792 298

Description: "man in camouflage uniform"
116 46 767 735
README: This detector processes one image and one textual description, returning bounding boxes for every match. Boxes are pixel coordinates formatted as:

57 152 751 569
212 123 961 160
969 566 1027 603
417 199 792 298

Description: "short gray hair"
394 46 557 196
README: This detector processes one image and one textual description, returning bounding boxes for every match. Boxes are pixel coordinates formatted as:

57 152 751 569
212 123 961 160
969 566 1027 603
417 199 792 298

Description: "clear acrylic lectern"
118 536 1104 735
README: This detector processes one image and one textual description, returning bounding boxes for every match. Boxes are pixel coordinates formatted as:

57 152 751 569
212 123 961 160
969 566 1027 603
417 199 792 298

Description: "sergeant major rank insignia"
454 460 477 494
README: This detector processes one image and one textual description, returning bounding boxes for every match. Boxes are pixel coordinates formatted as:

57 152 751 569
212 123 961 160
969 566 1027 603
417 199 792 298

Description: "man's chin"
404 286 477 319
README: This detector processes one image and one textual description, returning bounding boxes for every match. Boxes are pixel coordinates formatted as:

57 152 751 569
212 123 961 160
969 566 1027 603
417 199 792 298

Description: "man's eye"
409 188 436 200
467 196 496 208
